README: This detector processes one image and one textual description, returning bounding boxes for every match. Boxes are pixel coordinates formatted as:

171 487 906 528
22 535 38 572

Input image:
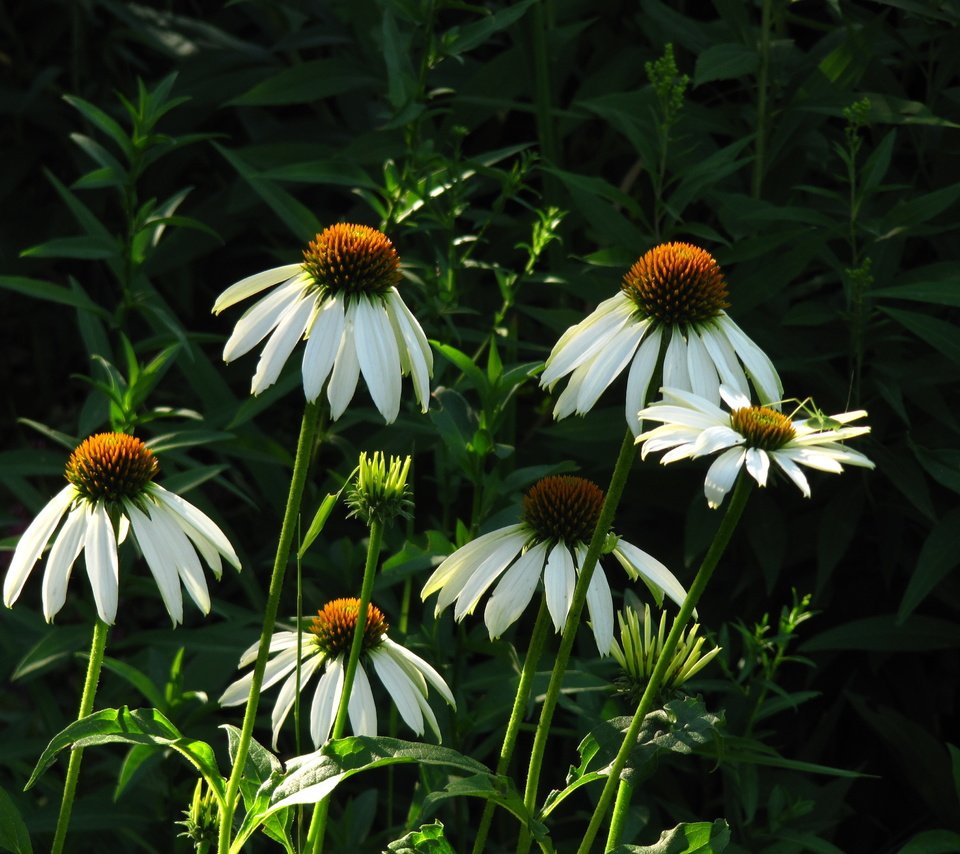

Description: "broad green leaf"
432 342 490 397
0 276 109 317
98 656 167 709
261 159 376 188
898 507 960 622
25 707 224 804
442 0 536 56
420 774 540 834
20 235 119 261
896 830 960 854
0 786 32 854
881 308 960 366
114 744 160 800
872 280 960 308
12 626 89 682
382 11 416 110
864 93 960 128
386 821 455 853
612 819 730 853
801 615 960 652
230 59 378 106
695 736 865 778
879 183 960 235
860 129 896 195
694 43 758 86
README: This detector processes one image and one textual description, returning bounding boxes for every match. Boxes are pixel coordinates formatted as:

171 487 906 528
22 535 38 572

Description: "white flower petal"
699 321 750 398
717 314 782 406
745 447 771 487
371 648 424 735
543 543 576 633
704 447 746 509
213 264 304 314
777 447 844 473
613 540 688 610
584 564 614 656
302 296 346 403
686 328 721 404
541 294 634 387
380 637 455 707
354 297 402 423
311 657 344 746
771 452 811 497
452 535 528 621
625 325 662 436
149 485 240 574
575 320 646 414
4 485 75 608
663 328 690 392
347 663 377 736
84 501 119 624
690 425 745 458
239 631 299 668
250 292 315 395
327 305 361 420
41 506 87 622
222 277 306 363
483 541 547 639
127 502 184 625
385 290 432 411
270 651 323 750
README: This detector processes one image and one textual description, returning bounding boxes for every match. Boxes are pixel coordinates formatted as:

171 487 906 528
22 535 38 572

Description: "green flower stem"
307 518 385 853
472 598 552 854
587 476 754 854
516 429 637 854
51 617 110 854
217 401 320 854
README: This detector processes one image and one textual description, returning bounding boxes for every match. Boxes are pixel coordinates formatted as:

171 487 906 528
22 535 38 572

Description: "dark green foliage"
1 0 958 851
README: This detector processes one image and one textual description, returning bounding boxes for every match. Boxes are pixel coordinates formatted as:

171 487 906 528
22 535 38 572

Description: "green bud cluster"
345 451 414 526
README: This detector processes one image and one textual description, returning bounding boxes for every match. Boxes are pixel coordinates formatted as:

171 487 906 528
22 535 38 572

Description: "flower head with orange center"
540 242 782 434
220 597 455 749
4 432 240 625
213 223 432 422
421 475 689 655
637 386 874 507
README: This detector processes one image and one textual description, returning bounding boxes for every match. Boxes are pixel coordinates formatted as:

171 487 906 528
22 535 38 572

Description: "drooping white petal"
612 540 688 610
717 314 782 406
354 297 402 423
84 501 119 624
624 325 662 436
145 503 211 615
302 296 346 402
347 663 377 736
310 657 344 746
744 447 771 486
213 264 304 314
385 290 432 411
685 327 721 404
222 277 307 362
327 305 361 420
41 506 88 622
575 320 646 414
219 646 301 707
250 292 315 395
718 384 752 412
662 328 690 392
379 637 455 707
126 502 184 626
149 485 240 574
543 543 576 633
237 630 299 669
776 447 844 473
452 535 528 620
483 542 548 639
704 448 746 509
270 651 323 750
689 424 744 459
541 295 635 387
699 322 750 398
4 485 75 608
421 525 526 600
371 648 424 735
552 362 588 420
770 451 811 497
584 564 614 656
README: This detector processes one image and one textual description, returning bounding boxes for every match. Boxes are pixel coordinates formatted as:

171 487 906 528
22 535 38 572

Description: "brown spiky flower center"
621 242 729 325
730 406 796 450
522 476 605 545
301 223 401 297
65 433 159 503
309 598 389 657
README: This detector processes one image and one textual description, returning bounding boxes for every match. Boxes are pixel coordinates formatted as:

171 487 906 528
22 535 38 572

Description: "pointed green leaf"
0 276 109 317
0 786 32 854
694 43 758 86
897 507 960 622
387 821 456 853
612 819 730 853
299 493 341 558
881 308 960 366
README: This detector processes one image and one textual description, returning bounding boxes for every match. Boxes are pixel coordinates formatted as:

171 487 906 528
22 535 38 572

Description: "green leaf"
230 59 378 106
801 615 960 652
25 707 224 804
897 507 960 622
382 12 416 110
114 744 160 800
63 94 134 159
880 308 960 366
896 830 960 854
432 342 490 398
299 492 341 558
442 0 536 56
20 235 120 261
261 736 494 813
12 626 89 682
98 656 167 709
694 43 758 86
613 819 731 853
879 183 960 236
386 821 455 853
0 787 32 854
420 773 539 833
872 279 960 308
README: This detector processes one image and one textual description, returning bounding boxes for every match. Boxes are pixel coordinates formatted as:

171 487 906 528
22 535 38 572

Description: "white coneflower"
3 433 240 625
540 242 782 434
219 598 455 749
637 386 874 508
213 223 432 423
421 475 689 655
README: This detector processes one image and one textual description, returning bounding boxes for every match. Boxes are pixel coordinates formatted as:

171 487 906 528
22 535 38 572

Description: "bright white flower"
219 598 455 750
540 242 782 435
213 223 433 423
3 433 240 626
420 475 689 656
637 386 874 508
